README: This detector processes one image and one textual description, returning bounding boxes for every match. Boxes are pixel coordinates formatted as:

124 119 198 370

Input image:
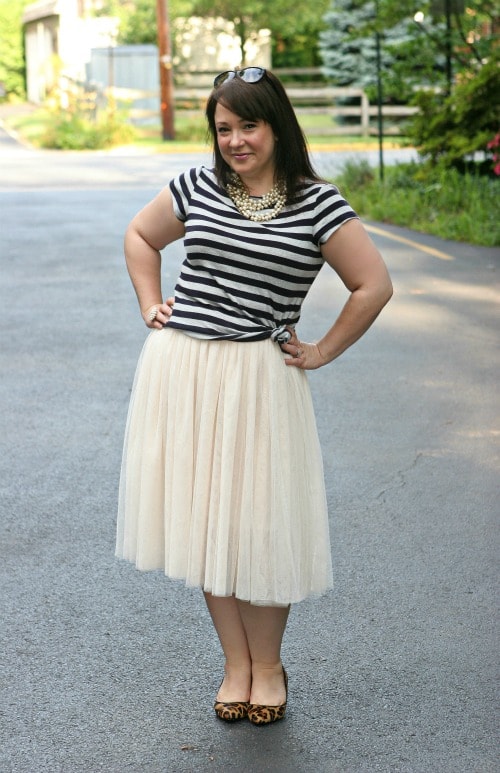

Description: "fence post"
360 91 370 137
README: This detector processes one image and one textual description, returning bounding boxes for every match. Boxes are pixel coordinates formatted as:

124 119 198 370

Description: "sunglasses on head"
213 67 266 88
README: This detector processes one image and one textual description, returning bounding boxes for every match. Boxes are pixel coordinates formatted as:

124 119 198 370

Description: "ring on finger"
296 348 303 358
148 306 159 322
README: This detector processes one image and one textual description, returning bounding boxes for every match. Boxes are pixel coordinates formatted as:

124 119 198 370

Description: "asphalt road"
0 132 498 772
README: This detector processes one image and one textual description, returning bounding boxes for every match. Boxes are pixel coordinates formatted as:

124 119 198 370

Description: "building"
23 0 118 103
23 0 271 106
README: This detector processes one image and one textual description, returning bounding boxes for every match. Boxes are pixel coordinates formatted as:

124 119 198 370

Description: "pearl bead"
226 174 286 222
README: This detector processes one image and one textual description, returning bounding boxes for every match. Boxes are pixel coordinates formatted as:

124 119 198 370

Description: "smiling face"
214 102 277 193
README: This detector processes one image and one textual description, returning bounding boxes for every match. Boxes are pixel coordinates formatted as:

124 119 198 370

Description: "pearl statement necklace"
226 174 287 222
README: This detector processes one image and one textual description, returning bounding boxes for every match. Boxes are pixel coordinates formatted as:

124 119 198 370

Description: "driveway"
0 140 498 772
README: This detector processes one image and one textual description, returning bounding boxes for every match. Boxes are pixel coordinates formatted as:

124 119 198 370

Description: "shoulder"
297 178 344 200
169 165 217 192
295 178 355 215
294 179 358 244
169 166 220 219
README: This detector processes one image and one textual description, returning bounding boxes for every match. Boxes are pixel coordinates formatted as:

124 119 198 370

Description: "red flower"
487 133 500 150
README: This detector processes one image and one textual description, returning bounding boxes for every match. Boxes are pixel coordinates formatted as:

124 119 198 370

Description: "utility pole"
156 0 175 140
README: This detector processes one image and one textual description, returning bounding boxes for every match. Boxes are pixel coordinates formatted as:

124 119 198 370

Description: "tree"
0 0 30 99
118 0 194 45
319 0 378 87
319 0 444 102
382 17 447 102
407 58 500 171
319 0 499 99
413 1 499 72
318 0 417 101
118 0 156 44
189 0 329 67
117 0 330 69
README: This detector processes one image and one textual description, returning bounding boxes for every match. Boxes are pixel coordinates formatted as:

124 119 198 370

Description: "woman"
116 67 392 725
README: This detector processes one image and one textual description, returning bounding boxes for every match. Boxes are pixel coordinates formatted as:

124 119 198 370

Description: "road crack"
375 452 424 501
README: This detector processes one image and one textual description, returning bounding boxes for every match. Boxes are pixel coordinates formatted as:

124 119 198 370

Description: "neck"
236 173 277 197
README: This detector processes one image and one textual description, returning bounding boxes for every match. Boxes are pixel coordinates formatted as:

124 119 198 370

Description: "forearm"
124 226 163 312
317 283 392 364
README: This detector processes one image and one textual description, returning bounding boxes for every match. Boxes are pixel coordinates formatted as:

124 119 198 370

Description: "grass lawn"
2 105 406 153
1 107 54 146
123 112 407 152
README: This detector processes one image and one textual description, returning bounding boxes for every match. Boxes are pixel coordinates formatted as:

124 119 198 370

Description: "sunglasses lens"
239 67 266 83
213 71 236 88
213 68 266 88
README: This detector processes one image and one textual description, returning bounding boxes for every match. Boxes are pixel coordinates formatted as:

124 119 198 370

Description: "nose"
228 130 244 147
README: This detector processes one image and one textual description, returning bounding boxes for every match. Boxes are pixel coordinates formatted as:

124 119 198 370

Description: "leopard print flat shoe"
213 699 249 722
247 669 288 726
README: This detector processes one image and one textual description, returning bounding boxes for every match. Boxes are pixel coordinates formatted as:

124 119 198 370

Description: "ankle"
248 663 287 708
217 663 252 703
224 659 252 676
251 661 283 677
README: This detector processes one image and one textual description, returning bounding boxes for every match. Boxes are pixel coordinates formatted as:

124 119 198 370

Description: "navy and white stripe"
167 166 357 341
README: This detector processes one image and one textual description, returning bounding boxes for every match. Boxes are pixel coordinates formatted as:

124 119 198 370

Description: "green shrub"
336 159 500 246
172 115 208 143
406 59 500 171
41 109 136 150
337 158 375 188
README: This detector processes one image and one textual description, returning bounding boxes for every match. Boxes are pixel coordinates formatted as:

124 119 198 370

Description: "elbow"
363 259 393 311
124 223 137 253
354 276 393 311
367 276 393 319
382 277 394 306
375 263 394 307
368 274 393 311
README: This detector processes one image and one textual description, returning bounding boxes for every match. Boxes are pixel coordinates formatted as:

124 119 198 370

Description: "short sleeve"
312 184 359 245
168 166 205 221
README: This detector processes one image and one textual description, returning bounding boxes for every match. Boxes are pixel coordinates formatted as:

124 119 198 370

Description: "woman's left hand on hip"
280 329 326 370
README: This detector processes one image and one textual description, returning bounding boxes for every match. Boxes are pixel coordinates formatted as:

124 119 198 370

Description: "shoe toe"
247 702 286 725
214 701 249 722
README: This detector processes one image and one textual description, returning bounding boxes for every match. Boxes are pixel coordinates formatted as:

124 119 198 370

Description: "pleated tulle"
116 328 333 605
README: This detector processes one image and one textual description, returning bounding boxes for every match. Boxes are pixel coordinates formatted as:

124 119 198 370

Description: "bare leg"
236 600 289 706
204 592 251 702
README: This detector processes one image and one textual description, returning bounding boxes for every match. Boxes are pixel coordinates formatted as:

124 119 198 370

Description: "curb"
0 118 35 149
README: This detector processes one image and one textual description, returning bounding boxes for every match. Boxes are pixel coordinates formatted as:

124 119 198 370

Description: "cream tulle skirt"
116 328 333 606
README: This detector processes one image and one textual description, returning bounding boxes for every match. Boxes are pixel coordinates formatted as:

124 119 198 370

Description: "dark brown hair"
205 70 322 200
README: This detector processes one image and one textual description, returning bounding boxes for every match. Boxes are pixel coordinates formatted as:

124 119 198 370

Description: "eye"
243 122 257 130
216 126 229 135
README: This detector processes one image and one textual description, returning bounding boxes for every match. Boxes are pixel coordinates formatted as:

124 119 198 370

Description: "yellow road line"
365 224 455 261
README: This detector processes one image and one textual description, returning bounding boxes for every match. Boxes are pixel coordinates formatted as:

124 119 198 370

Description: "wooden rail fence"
78 66 418 137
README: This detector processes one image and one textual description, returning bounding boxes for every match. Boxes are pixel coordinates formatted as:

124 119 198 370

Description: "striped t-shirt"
167 166 357 341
